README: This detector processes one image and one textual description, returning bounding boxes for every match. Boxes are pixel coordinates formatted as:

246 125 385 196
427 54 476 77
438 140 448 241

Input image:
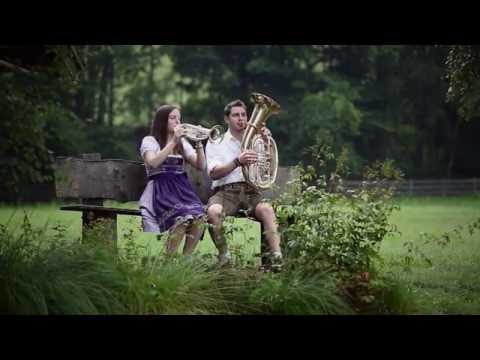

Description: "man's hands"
260 127 272 140
237 128 272 166
238 150 257 166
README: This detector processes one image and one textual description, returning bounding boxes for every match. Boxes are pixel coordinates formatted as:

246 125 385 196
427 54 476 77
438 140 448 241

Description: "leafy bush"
273 140 404 310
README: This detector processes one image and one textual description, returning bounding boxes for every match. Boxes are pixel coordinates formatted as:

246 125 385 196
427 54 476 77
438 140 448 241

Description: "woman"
139 105 206 256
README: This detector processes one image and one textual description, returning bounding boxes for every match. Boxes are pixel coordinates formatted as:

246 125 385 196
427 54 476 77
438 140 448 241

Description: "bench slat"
61 205 141 216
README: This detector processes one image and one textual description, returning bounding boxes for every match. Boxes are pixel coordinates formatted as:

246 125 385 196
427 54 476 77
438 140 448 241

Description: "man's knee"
207 204 223 223
255 202 275 221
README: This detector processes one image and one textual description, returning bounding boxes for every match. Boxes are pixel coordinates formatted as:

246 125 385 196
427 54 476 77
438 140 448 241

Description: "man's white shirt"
205 130 245 190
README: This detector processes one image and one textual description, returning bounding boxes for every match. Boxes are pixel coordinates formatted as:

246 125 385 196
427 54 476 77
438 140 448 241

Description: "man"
205 99 283 269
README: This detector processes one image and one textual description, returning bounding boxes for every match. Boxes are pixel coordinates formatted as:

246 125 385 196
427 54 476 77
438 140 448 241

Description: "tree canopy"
2 45 480 200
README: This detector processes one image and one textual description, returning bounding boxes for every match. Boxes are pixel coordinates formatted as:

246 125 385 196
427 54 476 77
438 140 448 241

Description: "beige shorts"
206 182 267 218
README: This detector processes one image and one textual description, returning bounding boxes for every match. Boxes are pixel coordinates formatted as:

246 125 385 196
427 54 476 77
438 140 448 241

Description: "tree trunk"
108 57 115 127
96 54 110 125
147 46 156 124
86 45 99 123
73 46 89 121
447 109 461 178
74 85 86 121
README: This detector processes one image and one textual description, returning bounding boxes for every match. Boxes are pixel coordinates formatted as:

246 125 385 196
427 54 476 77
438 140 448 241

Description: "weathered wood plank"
61 205 141 216
55 157 147 202
55 156 298 203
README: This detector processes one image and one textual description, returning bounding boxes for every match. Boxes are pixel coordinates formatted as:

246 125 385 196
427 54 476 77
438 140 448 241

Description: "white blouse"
140 136 195 177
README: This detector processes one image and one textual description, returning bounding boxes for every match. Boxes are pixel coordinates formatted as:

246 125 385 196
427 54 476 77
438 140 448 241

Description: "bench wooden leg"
82 210 118 250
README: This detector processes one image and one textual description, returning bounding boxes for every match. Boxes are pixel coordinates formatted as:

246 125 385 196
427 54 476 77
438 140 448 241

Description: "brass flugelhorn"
179 123 225 144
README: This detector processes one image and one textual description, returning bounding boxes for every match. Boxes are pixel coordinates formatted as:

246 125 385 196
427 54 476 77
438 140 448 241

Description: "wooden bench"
54 153 296 264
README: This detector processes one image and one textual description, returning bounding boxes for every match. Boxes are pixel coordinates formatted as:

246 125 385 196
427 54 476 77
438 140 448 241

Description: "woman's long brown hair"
151 105 180 151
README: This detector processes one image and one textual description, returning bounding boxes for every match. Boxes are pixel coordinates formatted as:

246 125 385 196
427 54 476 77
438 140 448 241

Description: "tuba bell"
240 93 280 190
180 123 225 144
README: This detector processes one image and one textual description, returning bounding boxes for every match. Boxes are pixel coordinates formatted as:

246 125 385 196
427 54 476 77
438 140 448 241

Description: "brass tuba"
180 123 224 143
240 93 280 190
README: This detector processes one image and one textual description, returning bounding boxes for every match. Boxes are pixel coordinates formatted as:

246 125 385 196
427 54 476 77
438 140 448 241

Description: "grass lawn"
1 195 479 314
0 201 262 264
379 196 480 314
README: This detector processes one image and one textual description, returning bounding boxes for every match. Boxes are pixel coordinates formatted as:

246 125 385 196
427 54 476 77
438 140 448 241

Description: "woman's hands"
173 125 186 143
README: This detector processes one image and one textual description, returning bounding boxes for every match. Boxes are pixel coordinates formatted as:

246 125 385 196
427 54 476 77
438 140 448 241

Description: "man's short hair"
224 99 247 116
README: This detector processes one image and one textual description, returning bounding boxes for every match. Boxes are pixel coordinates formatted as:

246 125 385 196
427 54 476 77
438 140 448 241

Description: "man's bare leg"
255 202 281 255
207 204 230 265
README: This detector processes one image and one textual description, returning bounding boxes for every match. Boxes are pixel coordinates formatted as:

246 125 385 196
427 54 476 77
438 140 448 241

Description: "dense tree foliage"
2 45 479 200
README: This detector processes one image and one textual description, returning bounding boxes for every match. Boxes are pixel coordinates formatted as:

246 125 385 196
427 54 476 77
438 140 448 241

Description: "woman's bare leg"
183 219 205 256
165 224 187 256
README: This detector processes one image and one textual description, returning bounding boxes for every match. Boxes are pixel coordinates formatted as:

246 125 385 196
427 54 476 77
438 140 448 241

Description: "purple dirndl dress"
139 136 206 233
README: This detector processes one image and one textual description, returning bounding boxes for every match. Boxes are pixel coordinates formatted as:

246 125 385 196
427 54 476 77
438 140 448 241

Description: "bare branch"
0 59 31 74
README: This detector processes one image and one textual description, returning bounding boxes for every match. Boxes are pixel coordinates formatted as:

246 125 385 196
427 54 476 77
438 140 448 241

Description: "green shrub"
273 140 405 311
